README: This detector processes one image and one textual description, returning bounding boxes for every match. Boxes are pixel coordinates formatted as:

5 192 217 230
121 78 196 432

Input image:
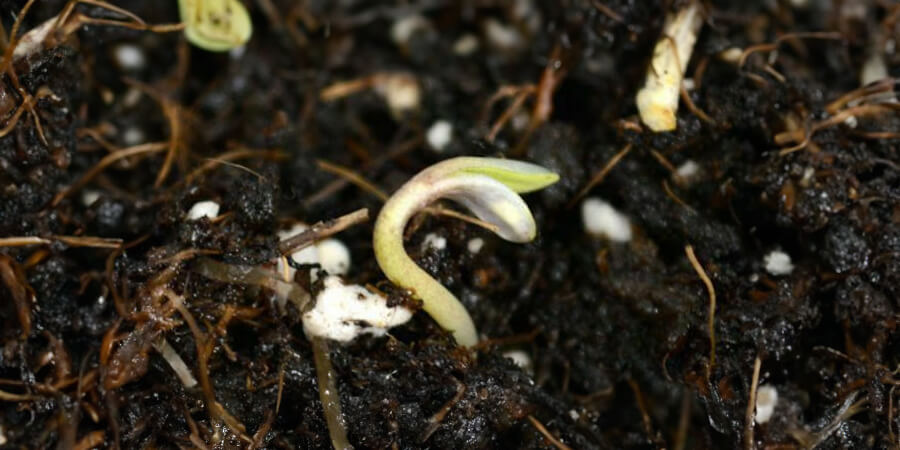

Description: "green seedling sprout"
373 157 559 347
178 0 252 51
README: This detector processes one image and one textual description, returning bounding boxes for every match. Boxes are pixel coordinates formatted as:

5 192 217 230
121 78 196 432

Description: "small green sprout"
178 0 252 52
373 157 559 347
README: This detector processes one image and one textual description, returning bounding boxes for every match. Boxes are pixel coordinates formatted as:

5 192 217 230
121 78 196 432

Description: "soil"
1 0 899 448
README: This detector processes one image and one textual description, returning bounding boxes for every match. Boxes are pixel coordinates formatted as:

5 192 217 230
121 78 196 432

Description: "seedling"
178 0 252 51
636 0 703 132
373 157 558 347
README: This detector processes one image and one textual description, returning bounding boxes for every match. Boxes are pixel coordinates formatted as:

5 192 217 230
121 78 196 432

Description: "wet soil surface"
1 0 900 448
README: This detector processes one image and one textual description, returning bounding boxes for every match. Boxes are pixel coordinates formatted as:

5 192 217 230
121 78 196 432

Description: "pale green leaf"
179 0 252 52
455 157 559 193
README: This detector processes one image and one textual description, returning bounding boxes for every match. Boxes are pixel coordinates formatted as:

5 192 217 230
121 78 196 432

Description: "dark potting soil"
1 0 899 448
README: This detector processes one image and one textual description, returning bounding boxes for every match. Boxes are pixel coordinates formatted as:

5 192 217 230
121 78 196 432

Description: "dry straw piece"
636 1 704 132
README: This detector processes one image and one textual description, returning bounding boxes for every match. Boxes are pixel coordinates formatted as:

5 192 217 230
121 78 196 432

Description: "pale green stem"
373 173 479 346
373 157 558 347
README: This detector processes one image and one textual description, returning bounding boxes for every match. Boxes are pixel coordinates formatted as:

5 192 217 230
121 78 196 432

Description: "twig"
276 366 285 414
788 393 866 448
155 100 182 187
486 88 534 142
248 410 275 450
152 338 198 388
512 44 568 155
826 78 896 114
777 103 898 155
0 389 36 401
649 149 677 173
738 32 844 69
889 385 897 446
673 390 692 450
320 75 377 101
744 355 762 450
420 378 466 443
0 236 122 248
679 84 716 126
72 430 104 450
662 179 693 210
178 148 287 188
627 379 665 446
121 79 184 188
278 208 370 256
527 415 573 450
13 0 182 64
54 236 123 248
480 85 534 132
0 0 37 76
311 337 352 450
685 245 717 379
51 142 168 206
591 1 624 22
170 291 250 442
568 143 632 208
317 160 389 201
304 136 421 207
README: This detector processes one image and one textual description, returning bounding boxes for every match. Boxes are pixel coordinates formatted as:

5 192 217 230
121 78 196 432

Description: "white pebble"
675 160 700 183
861 49 888 85
755 385 778 424
391 15 429 46
719 47 744 64
764 250 794 276
113 44 146 71
278 224 352 279
511 110 530 131
81 190 100 206
153 338 198 388
122 87 143 108
799 167 815 187
426 120 453 152
453 34 479 56
502 349 532 373
514 0 542 34
375 74 421 116
467 238 484 254
676 160 699 178
122 127 145 146
568 409 580 421
581 198 632 242
302 276 413 342
484 18 523 52
186 201 220 220
317 239 351 275
422 233 447 250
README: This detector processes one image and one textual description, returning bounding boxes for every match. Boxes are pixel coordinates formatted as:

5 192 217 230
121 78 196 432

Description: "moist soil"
1 1 899 448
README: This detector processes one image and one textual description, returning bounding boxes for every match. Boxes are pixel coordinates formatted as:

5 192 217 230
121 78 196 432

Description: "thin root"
685 245 717 380
568 143 633 208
